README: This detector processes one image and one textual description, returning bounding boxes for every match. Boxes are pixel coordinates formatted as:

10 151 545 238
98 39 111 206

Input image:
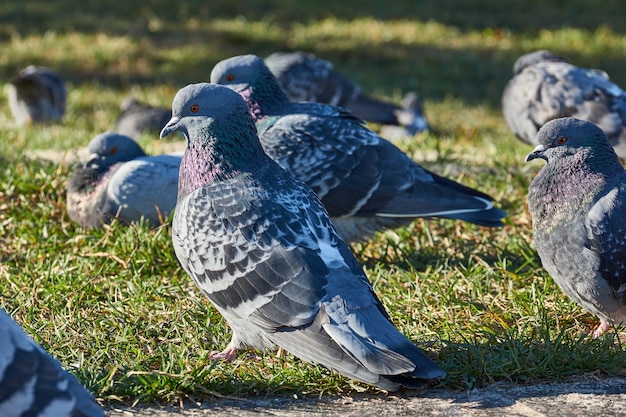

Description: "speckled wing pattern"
503 61 626 150
586 179 626 303
0 309 104 417
257 102 498 221
172 162 441 389
265 51 359 106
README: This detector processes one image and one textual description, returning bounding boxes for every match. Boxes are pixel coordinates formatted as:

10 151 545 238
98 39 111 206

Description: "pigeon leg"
592 320 611 338
210 341 240 361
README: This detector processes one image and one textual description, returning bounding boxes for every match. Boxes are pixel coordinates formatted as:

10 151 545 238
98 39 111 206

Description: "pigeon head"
512 50 568 75
85 131 146 169
525 118 619 165
210 54 289 118
161 83 269 197
160 82 265 165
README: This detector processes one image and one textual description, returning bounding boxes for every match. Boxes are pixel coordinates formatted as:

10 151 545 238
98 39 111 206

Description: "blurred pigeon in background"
66 131 180 228
211 54 505 243
160 82 446 391
114 96 171 139
265 51 430 136
502 50 626 158
0 308 104 417
7 65 67 126
526 117 626 337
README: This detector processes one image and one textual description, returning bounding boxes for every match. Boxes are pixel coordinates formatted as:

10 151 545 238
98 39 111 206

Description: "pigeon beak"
160 116 180 139
526 144 547 162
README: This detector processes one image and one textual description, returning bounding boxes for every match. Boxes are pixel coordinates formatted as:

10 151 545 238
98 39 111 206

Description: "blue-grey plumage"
503 50 626 158
160 82 446 391
114 97 172 139
66 131 180 228
0 309 104 417
7 65 67 126
526 117 626 337
265 51 430 135
211 54 505 243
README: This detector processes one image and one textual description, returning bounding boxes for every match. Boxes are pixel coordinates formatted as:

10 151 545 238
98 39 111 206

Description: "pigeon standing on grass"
265 51 430 136
7 65 67 126
66 131 180 228
211 54 505 243
114 97 172 139
0 308 104 417
526 117 626 337
502 50 626 158
160 82 446 391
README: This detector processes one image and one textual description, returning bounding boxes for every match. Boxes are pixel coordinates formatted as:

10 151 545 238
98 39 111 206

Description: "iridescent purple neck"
177 138 266 200
177 142 227 199
238 83 289 122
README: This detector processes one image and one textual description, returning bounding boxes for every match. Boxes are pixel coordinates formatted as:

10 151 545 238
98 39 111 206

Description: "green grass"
2 0 626 407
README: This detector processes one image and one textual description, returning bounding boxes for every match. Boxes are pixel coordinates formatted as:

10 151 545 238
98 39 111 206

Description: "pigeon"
210 54 505 243
265 51 430 135
160 82 446 391
114 97 172 139
66 131 180 228
0 308 104 417
7 65 67 126
526 117 626 337
379 92 432 141
502 50 626 158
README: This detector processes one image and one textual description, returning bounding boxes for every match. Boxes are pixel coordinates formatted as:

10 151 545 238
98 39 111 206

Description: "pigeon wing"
586 181 626 303
105 154 180 225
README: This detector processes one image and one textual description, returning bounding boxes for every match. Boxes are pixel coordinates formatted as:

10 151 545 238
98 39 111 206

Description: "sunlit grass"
2 0 626 407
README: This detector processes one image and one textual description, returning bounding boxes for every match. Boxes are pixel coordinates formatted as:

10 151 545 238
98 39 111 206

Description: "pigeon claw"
209 346 240 361
592 321 611 338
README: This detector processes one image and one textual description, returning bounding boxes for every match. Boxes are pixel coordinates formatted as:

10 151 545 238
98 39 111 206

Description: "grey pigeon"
265 51 430 135
114 97 172 139
210 54 505 243
502 50 626 158
160 82 446 391
66 131 180 228
0 308 104 417
7 65 67 126
526 117 626 337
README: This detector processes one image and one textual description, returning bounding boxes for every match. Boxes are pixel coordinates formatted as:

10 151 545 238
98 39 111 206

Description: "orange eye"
225 74 235 82
557 136 568 144
110 146 117 154
190 104 200 113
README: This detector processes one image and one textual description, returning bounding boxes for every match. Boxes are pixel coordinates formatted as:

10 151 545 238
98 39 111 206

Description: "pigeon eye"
225 74 235 82
557 136 568 144
110 146 117 154
190 104 200 113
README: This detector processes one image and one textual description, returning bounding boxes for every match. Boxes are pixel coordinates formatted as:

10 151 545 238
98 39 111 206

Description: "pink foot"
210 346 239 361
592 321 610 338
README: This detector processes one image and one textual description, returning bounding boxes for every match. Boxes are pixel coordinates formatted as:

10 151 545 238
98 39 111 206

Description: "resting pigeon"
160 82 446 391
7 65 67 126
502 50 626 158
265 51 430 135
526 117 626 337
210 54 505 243
66 131 180 228
0 308 104 417
114 97 172 139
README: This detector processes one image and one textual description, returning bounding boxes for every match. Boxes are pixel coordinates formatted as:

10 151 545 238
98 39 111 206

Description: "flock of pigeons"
4 49 626 416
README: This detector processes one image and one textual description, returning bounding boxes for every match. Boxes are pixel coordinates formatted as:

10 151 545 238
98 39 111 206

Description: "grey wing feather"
174 165 444 389
105 154 180 225
259 111 503 235
0 309 104 417
586 181 626 303
503 61 626 150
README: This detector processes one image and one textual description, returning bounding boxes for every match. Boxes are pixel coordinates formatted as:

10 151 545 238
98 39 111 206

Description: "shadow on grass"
2 1 626 108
